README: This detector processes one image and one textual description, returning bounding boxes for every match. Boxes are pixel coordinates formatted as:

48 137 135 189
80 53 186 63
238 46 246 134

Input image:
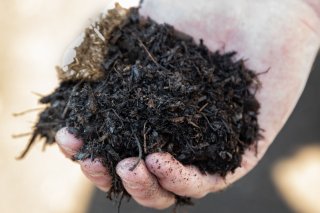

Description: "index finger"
55 127 83 158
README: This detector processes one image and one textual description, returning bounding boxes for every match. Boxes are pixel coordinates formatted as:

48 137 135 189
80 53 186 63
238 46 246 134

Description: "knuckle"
125 179 158 197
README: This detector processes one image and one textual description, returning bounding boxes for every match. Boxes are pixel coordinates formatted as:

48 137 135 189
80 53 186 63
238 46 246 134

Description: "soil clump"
19 5 261 205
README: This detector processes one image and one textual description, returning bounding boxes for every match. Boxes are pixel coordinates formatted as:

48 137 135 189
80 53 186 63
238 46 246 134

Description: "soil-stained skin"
21 7 261 204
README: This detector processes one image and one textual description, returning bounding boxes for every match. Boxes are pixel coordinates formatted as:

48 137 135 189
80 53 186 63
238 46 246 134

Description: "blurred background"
0 1 319 213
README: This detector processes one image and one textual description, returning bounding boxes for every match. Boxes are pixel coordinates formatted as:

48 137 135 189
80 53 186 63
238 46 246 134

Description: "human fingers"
55 127 83 158
80 159 112 192
56 128 112 191
116 157 176 209
145 153 222 198
145 142 269 197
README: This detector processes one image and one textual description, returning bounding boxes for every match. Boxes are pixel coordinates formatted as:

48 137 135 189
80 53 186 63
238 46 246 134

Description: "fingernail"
56 128 69 145
117 161 135 174
116 164 137 188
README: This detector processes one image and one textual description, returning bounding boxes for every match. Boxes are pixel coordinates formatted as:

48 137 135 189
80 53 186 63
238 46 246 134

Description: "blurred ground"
0 1 319 213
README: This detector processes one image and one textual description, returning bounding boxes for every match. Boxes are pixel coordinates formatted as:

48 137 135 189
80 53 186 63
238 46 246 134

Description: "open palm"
56 0 320 209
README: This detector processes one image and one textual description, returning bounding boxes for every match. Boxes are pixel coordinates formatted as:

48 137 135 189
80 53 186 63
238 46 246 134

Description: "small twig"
200 112 216 131
198 103 208 113
31 91 45 97
87 84 97 113
143 121 147 154
62 80 83 118
137 38 158 65
111 109 124 127
112 60 123 77
98 134 109 142
13 107 45 117
132 33 169 71
129 134 142 171
36 122 59 127
12 132 32 138
254 141 259 157
91 25 106 42
193 63 203 77
107 108 124 127
117 191 124 213
187 119 201 129
16 132 38 159
256 67 270 76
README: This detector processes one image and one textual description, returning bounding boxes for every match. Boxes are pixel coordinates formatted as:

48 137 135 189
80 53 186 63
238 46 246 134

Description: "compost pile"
20 5 261 204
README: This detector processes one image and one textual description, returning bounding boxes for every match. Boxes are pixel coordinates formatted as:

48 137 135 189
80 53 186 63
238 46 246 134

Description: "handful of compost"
19 3 260 205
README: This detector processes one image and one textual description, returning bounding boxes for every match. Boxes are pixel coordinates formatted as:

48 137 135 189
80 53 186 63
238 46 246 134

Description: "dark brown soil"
20 7 261 206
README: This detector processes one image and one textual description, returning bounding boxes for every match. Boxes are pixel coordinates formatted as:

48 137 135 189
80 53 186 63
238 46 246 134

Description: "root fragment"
129 134 143 171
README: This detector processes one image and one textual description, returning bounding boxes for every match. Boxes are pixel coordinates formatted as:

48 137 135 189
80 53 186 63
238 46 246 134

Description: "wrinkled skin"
56 0 320 209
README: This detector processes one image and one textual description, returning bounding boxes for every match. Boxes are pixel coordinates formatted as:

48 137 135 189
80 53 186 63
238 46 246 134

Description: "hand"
56 0 320 209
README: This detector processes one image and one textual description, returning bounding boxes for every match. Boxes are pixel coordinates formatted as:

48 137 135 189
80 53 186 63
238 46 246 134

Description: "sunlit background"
0 1 319 213
0 1 110 213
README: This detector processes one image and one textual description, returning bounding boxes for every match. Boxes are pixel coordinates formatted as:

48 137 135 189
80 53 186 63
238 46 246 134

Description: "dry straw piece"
56 3 129 81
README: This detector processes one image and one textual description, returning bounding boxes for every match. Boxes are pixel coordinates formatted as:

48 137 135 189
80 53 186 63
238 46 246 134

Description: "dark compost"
19 6 261 205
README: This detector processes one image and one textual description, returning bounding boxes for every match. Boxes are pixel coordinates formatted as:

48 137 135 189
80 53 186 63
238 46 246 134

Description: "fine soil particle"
19 6 261 206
